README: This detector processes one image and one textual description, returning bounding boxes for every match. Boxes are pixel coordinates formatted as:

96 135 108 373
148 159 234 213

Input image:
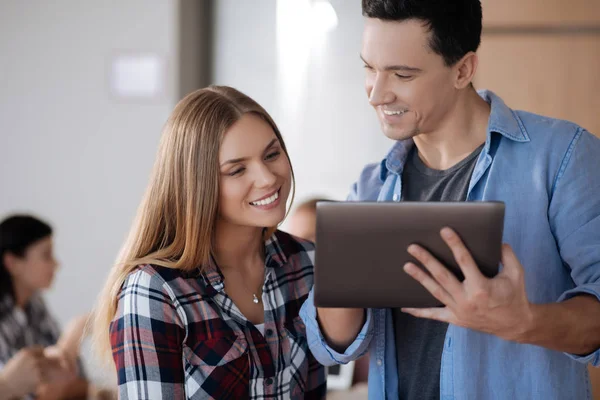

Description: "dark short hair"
0 215 52 301
362 0 482 66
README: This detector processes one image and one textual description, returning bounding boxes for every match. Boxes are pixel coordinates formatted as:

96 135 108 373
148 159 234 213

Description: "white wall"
0 0 392 382
212 0 394 211
0 0 178 331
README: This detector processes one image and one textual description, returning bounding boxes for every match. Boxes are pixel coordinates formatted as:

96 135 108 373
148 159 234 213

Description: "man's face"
361 18 460 140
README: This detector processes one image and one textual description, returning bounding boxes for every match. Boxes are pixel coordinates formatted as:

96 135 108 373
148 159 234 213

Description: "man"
300 0 600 399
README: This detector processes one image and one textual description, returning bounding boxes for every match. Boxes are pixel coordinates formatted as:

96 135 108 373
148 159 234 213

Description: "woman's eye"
265 151 281 160
228 168 245 176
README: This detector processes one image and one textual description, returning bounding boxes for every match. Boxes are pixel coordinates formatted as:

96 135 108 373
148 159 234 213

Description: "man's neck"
413 89 491 170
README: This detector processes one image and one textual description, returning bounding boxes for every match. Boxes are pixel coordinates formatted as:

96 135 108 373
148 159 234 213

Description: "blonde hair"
91 85 295 364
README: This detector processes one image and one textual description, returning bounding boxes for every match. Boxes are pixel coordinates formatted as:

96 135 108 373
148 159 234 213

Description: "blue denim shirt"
301 90 600 399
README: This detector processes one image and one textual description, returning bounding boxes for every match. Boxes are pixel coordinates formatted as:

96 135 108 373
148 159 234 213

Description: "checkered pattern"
0 293 61 363
0 292 82 400
110 230 326 399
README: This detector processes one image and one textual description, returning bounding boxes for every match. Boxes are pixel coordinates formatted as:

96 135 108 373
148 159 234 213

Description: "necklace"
246 283 262 304
214 253 264 305
239 273 263 305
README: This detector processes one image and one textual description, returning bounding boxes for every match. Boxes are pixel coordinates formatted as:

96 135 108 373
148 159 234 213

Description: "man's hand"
401 227 533 342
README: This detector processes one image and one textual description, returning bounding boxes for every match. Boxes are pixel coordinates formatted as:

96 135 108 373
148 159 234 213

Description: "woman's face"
218 113 292 230
7 236 58 292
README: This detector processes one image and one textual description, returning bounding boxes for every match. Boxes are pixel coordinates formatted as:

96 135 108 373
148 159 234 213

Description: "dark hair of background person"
0 215 52 303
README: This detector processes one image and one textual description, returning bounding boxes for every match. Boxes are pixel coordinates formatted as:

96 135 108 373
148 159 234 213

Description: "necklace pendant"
252 294 259 304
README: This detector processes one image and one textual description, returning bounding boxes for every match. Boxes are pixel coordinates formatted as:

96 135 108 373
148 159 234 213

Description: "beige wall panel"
482 0 600 26
475 34 600 136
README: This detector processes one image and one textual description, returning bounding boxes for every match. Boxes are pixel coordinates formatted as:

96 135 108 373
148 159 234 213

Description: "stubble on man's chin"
382 125 421 142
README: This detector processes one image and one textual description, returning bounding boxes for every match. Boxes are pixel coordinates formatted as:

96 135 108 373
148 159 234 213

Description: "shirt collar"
201 231 288 294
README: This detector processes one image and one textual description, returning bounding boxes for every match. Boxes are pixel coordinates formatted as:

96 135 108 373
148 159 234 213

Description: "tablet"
313 201 505 308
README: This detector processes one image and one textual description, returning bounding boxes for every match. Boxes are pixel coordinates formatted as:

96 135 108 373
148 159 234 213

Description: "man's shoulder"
483 89 591 146
350 160 387 201
513 109 586 143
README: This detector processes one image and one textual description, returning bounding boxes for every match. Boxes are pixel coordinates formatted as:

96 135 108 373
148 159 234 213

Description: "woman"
0 215 89 400
92 86 326 399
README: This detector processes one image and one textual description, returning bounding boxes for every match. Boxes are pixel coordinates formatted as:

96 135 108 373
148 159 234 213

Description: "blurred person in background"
0 215 90 399
92 85 326 399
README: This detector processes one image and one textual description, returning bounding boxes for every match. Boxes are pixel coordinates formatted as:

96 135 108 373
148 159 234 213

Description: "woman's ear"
3 252 21 276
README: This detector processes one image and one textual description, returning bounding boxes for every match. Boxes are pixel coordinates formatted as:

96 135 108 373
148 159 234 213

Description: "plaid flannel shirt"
110 230 326 399
0 293 61 363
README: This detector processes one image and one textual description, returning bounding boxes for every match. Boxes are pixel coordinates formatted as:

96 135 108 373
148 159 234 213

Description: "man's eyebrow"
360 54 423 73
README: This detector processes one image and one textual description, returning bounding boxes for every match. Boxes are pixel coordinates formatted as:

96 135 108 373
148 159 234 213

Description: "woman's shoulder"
270 230 316 271
273 229 315 253
120 264 207 306
121 264 187 301
124 263 184 284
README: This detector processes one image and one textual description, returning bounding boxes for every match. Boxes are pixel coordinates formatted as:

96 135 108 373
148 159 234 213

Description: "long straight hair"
91 86 295 363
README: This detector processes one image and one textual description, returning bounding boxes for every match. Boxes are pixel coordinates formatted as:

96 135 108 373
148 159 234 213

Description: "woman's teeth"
251 191 279 206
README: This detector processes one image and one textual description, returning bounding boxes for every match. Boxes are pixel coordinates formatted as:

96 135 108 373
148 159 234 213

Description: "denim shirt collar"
381 90 531 180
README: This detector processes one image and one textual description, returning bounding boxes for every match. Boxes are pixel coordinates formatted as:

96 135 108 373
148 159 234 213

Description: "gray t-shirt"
392 143 483 400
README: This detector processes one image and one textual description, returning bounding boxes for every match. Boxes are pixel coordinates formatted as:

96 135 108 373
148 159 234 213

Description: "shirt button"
377 359 383 366
393 194 400 202
265 328 274 337
265 377 274 386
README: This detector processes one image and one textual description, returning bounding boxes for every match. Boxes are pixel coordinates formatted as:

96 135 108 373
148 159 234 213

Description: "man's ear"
454 51 479 89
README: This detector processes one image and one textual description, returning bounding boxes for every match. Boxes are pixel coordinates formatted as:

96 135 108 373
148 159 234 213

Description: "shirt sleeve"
110 267 187 399
300 290 374 366
549 128 600 366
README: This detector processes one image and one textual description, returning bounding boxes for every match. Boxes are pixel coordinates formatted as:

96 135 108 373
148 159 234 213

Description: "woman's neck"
12 281 34 309
213 221 265 272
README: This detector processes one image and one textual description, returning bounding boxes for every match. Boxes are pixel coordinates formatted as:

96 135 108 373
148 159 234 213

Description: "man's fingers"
407 244 464 300
441 228 485 283
500 243 524 281
403 262 456 307
401 306 454 323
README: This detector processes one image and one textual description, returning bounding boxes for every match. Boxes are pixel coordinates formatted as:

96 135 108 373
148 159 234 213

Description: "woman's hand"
36 347 80 400
0 347 46 399
56 313 90 361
